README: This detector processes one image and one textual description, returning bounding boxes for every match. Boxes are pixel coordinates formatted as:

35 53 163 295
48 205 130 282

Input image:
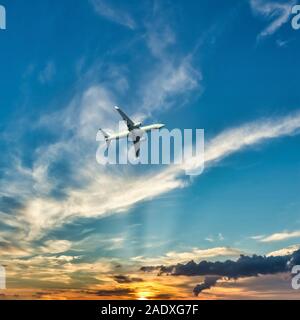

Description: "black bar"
0 300 299 319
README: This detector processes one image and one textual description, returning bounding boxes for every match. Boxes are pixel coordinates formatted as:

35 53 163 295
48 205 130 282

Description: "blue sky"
1 0 300 299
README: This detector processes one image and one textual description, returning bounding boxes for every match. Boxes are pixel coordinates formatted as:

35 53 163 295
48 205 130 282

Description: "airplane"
99 106 165 158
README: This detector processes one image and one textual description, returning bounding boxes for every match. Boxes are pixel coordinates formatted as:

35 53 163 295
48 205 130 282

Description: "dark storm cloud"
152 293 174 299
94 288 134 296
141 266 159 273
79 288 134 297
113 275 144 284
149 252 299 277
193 276 220 296
141 249 300 295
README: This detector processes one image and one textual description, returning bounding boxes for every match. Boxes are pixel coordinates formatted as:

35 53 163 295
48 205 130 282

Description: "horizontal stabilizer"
99 128 111 148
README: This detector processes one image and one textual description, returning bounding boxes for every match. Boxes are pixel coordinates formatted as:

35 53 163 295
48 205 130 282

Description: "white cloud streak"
39 61 56 84
138 11 202 115
258 230 300 242
3 94 300 241
90 0 136 29
140 57 202 114
132 247 244 266
250 0 296 39
205 112 300 164
267 244 300 256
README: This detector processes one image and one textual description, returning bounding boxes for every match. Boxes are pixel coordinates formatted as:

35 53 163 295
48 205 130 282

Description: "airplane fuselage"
107 124 165 141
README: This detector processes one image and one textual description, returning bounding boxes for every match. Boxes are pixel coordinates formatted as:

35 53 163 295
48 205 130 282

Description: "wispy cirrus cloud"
140 56 201 115
267 244 300 256
40 240 72 254
256 230 300 242
38 61 56 84
250 0 296 39
4 254 119 288
3 103 300 241
184 110 300 174
90 0 136 29
140 11 202 115
133 247 244 266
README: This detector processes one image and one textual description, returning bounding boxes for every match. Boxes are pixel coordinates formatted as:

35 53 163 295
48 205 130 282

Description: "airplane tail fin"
99 129 111 148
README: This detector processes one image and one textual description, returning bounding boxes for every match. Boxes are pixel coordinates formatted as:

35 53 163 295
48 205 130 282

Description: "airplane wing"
115 107 135 131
